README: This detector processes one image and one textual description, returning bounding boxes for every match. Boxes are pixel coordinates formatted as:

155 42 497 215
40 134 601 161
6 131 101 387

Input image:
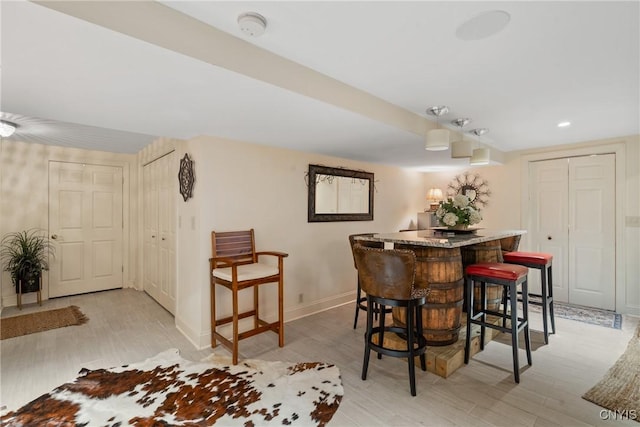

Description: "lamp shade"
425 129 450 151
0 120 17 138
451 139 473 158
470 148 490 165
426 188 443 201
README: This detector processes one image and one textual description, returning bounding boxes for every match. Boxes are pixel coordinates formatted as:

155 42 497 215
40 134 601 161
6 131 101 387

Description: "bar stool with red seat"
464 262 532 383
503 251 555 344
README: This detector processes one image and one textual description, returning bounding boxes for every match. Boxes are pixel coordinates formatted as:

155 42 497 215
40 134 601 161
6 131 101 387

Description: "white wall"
173 135 426 348
424 135 640 315
0 140 138 307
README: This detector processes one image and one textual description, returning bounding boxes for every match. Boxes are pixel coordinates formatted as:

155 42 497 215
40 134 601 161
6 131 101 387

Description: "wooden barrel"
499 235 522 258
392 246 464 346
461 241 504 312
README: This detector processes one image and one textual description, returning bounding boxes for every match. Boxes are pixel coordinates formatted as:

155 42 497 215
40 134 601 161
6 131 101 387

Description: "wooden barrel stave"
461 241 505 312
392 245 464 346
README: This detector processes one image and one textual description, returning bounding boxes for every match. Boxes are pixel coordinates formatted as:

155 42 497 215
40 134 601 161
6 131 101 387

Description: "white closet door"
529 154 616 309
49 162 123 297
529 158 569 300
568 154 616 309
143 152 176 314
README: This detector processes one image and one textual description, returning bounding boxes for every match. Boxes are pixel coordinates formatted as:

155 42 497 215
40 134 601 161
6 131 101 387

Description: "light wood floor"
1 289 638 426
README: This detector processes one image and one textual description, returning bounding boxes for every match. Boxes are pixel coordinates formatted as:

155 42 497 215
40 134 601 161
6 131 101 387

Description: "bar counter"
353 229 526 248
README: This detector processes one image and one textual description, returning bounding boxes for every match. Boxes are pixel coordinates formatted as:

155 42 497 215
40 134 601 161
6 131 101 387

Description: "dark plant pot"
15 271 41 294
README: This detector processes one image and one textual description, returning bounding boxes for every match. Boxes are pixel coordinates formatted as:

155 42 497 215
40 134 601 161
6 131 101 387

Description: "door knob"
51 234 58 240
152 235 156 238
547 236 552 240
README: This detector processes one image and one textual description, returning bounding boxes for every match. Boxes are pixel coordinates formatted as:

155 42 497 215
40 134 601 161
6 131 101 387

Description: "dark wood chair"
348 234 391 329
209 229 288 364
354 244 429 396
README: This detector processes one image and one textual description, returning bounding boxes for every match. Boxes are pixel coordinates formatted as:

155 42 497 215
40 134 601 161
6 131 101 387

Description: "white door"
530 154 616 309
568 154 616 309
49 162 123 297
529 159 569 300
143 153 176 314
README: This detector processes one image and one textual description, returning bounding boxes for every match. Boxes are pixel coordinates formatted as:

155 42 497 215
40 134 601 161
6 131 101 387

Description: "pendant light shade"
0 120 17 138
469 128 490 165
425 129 450 151
425 106 450 151
470 148 490 165
451 139 473 158
450 118 472 158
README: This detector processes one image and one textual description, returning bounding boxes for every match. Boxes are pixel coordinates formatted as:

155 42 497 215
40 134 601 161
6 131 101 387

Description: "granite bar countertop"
354 229 526 248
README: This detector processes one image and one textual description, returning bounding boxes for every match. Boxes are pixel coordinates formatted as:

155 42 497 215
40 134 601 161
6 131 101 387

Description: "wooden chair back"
211 229 257 267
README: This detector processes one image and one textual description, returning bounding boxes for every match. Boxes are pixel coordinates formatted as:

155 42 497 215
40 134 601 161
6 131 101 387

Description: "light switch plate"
626 216 640 227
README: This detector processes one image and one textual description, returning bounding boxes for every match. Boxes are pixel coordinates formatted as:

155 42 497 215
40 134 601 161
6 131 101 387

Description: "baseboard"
175 314 211 350
175 291 356 351
285 291 355 323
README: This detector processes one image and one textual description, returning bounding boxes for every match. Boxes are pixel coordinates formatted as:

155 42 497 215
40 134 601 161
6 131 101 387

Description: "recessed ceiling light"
456 10 511 41
557 121 571 128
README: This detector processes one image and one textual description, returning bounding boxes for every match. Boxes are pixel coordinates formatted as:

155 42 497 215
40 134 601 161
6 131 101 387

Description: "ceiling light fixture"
0 120 17 138
557 121 571 128
238 12 267 37
456 10 511 41
450 118 473 158
469 128 490 166
425 106 450 151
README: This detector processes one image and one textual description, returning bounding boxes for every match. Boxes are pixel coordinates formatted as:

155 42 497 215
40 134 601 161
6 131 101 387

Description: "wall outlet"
626 216 640 227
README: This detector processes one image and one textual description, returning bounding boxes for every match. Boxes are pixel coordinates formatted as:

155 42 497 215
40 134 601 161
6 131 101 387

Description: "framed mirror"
307 164 374 222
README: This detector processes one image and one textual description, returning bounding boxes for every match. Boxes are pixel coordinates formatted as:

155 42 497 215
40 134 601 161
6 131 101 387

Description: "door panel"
568 154 615 309
530 159 569 300
49 162 123 297
529 154 616 310
143 152 176 314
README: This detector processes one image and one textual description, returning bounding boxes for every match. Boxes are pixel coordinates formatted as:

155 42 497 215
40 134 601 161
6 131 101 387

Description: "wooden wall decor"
178 153 195 202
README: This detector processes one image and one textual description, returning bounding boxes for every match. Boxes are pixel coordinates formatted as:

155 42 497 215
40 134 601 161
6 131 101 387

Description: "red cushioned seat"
503 251 552 266
466 263 529 281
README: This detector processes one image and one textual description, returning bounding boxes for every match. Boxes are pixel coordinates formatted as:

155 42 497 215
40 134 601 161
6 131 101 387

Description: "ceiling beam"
34 0 443 140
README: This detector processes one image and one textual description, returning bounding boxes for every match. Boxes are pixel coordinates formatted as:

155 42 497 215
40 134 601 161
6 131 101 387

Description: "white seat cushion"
212 263 279 282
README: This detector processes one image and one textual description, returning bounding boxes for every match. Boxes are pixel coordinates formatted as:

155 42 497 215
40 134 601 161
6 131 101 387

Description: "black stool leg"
464 276 474 364
521 279 532 366
540 265 550 344
354 278 362 329
362 295 373 380
416 304 426 371
509 281 521 383
377 304 385 360
480 281 486 350
548 265 556 335
406 301 417 396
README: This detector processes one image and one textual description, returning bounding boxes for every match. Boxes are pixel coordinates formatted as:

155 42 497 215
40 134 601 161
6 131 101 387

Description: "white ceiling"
2 1 638 171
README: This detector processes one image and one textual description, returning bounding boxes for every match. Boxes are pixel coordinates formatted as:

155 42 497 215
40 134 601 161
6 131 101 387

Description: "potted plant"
435 194 483 230
0 229 54 294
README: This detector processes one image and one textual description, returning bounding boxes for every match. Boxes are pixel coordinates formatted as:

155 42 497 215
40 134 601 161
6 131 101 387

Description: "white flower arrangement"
435 194 483 228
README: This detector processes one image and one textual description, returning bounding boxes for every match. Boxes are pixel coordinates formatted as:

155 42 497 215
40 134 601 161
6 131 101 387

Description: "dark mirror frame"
307 164 374 222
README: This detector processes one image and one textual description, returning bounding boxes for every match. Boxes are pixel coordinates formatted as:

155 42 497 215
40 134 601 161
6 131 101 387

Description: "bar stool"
503 251 555 344
464 263 532 383
348 234 391 329
353 244 429 396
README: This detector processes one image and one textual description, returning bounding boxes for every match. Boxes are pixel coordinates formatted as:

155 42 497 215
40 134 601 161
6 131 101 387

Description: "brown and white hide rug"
1 349 344 426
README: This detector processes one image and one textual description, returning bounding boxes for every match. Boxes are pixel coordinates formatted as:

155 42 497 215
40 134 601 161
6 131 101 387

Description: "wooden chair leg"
278 277 284 347
232 288 239 365
210 283 218 348
253 285 260 329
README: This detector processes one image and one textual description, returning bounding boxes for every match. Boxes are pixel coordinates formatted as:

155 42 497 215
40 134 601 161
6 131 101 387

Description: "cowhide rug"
1 349 344 426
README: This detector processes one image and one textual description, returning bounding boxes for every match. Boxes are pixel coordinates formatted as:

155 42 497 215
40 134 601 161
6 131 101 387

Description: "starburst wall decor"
447 171 490 208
